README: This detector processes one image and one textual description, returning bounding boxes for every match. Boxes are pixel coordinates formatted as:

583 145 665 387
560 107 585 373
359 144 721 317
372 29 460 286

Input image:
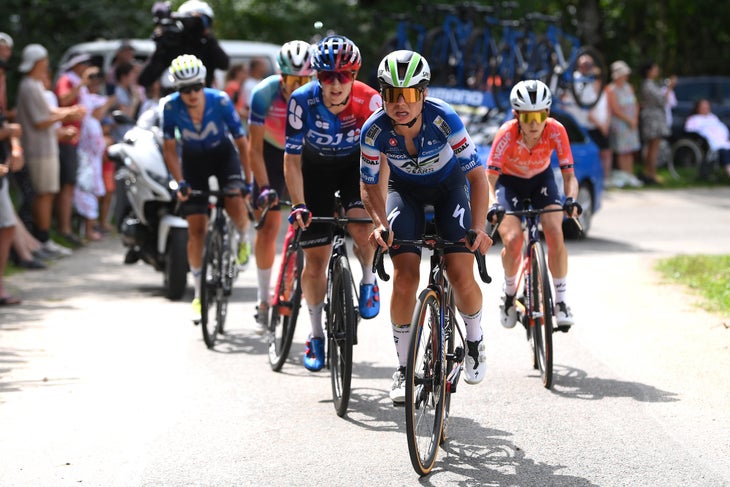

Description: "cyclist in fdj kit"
162 55 252 321
486 79 580 331
360 50 492 404
284 34 382 371
248 40 314 333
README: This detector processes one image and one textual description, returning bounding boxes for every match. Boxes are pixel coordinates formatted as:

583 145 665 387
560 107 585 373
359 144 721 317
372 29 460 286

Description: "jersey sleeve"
359 112 384 185
161 98 176 140
486 123 512 175
551 119 574 172
219 92 246 139
248 75 278 127
284 90 306 155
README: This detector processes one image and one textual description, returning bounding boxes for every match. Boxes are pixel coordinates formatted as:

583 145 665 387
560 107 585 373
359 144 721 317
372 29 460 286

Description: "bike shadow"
549 364 679 403
342 386 601 486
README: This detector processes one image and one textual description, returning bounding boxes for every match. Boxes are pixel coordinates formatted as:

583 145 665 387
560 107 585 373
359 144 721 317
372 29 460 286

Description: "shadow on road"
550 364 679 403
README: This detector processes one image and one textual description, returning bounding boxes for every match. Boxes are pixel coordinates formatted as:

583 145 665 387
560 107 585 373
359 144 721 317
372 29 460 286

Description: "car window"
675 81 713 103
551 111 587 144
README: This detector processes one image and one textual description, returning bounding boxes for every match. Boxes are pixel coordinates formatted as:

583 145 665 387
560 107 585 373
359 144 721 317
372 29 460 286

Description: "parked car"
58 38 281 88
428 86 604 238
670 76 730 134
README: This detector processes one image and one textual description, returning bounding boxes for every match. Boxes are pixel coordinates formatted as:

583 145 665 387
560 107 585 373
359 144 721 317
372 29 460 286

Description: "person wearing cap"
0 33 13 116
606 60 643 188
15 43 85 256
54 52 94 246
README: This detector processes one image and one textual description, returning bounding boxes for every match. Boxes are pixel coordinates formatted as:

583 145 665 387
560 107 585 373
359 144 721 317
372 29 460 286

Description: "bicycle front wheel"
268 246 303 371
201 228 226 349
440 287 461 447
529 242 554 388
406 288 446 476
328 256 355 417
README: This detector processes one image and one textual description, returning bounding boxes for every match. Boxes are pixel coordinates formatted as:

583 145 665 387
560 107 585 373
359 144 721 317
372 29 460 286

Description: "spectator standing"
55 52 93 246
684 98 730 180
106 40 137 94
111 62 141 142
240 57 268 127
606 60 642 188
224 63 248 119
75 65 116 241
15 44 84 256
0 32 13 115
639 60 675 185
0 138 22 305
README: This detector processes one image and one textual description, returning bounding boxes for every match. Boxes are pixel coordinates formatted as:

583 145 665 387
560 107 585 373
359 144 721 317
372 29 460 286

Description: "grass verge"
655 254 730 315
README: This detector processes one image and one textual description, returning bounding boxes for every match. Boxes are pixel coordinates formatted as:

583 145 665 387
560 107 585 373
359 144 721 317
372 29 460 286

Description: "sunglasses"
282 74 312 89
382 87 424 103
517 111 548 124
179 83 204 94
317 71 355 85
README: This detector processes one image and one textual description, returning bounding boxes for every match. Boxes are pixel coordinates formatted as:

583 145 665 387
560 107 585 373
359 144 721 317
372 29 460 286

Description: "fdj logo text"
311 132 343 145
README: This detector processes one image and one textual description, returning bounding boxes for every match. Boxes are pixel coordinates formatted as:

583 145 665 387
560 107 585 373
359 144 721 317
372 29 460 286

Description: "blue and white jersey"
360 97 480 186
162 88 246 151
285 80 382 158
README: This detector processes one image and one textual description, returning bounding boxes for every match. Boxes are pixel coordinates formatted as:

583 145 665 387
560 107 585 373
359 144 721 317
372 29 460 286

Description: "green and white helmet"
377 50 430 88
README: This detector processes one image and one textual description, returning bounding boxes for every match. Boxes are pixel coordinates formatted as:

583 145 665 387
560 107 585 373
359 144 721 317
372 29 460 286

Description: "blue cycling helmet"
311 35 362 72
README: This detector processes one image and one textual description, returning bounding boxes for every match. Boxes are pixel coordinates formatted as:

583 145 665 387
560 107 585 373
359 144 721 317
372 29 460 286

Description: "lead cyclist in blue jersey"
360 50 492 404
162 54 252 320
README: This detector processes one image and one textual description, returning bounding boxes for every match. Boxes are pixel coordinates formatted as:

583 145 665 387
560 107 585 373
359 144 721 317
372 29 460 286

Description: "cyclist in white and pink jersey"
248 40 314 332
486 80 580 330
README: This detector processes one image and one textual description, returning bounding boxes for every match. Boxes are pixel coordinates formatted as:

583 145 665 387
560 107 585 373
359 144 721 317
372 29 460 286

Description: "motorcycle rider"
162 54 252 320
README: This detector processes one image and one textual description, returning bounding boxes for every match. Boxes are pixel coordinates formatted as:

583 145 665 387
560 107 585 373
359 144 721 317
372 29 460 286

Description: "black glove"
177 180 191 197
487 204 505 224
563 197 583 215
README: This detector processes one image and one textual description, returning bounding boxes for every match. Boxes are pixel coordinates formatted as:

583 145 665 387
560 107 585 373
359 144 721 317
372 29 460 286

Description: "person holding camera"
138 0 229 89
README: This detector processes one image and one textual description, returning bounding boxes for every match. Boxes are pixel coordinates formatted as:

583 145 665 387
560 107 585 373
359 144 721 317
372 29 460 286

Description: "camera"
150 1 205 49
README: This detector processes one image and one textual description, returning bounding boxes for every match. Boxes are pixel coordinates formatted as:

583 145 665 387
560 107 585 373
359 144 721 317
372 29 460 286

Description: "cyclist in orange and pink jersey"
486 80 580 331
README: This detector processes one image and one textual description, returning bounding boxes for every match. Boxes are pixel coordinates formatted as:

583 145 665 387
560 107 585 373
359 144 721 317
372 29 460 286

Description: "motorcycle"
107 110 189 300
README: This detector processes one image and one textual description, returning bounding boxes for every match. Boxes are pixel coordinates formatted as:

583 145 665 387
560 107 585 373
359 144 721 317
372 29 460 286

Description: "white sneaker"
555 301 574 329
500 294 518 329
389 367 406 404
254 303 268 334
464 338 486 384
43 239 72 257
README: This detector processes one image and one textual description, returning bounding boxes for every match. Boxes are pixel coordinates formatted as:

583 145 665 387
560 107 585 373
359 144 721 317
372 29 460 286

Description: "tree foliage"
2 0 730 91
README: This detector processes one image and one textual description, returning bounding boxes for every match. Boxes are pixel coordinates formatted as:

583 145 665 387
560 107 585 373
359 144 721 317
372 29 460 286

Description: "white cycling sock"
554 277 567 304
191 266 202 299
504 273 519 296
392 323 411 368
460 308 483 342
308 301 325 338
257 267 272 305
360 261 376 285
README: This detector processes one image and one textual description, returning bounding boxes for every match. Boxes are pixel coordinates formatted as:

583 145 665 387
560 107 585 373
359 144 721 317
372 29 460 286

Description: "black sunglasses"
179 83 204 94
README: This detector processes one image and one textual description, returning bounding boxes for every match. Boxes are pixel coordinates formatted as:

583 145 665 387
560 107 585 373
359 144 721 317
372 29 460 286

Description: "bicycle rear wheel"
268 246 303 371
328 256 355 417
529 242 554 388
570 46 607 109
201 228 226 349
406 288 446 476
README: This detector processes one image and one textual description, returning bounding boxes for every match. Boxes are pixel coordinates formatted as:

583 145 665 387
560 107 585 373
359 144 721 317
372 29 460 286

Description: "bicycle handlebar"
372 229 491 284
488 206 584 239
255 199 292 230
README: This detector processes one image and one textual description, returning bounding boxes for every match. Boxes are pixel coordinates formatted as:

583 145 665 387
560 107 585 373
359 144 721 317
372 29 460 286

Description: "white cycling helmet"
510 79 552 111
169 54 207 88
277 40 314 76
177 0 214 19
377 50 430 88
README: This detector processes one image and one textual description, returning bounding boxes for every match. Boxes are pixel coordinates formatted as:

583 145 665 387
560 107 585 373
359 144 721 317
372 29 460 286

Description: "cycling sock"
308 301 325 338
554 277 567 303
392 323 411 368
257 267 272 304
191 266 202 299
360 259 376 285
504 273 519 296
460 308 483 342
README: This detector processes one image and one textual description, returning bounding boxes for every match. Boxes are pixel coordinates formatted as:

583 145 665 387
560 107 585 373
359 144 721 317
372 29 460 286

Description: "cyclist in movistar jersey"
486 79 580 331
284 35 382 372
248 40 314 333
360 50 492 404
162 54 252 321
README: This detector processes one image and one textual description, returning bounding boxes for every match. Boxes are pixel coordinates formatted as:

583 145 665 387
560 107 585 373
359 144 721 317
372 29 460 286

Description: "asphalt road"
1 187 729 486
